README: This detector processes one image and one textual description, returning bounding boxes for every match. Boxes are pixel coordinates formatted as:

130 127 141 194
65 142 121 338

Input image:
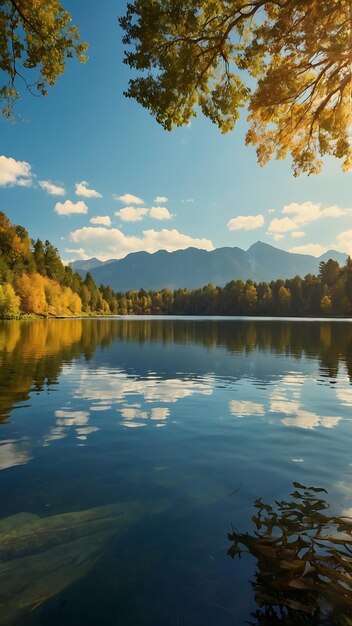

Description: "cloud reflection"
71 367 214 428
269 374 341 429
75 369 213 404
0 440 32 470
119 405 170 427
229 400 265 418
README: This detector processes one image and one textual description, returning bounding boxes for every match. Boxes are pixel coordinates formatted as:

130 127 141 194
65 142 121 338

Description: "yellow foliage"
14 273 83 317
15 273 47 315
0 283 21 318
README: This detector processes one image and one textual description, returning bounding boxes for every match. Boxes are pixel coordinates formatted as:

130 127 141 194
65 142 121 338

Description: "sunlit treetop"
120 0 352 175
0 0 88 117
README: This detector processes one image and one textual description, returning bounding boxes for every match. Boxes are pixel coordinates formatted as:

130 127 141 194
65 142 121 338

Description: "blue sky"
1 0 352 262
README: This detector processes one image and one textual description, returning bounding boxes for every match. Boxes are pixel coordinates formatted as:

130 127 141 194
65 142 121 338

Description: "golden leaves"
121 0 352 173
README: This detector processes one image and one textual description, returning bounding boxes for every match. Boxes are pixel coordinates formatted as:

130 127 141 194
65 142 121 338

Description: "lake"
0 317 352 625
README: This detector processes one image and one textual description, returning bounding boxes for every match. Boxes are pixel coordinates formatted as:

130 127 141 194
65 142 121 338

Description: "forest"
1 211 352 318
0 212 110 318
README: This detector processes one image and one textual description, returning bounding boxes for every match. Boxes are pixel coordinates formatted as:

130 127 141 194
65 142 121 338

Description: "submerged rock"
0 500 166 624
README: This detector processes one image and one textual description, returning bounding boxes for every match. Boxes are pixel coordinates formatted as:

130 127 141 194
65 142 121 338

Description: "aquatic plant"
228 483 352 625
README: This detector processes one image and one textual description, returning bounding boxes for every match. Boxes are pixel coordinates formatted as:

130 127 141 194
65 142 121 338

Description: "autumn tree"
15 272 47 315
0 283 20 318
0 0 88 117
121 0 352 174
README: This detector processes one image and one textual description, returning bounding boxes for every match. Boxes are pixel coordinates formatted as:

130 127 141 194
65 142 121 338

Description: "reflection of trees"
114 319 352 380
228 484 352 625
0 320 122 422
1 319 352 422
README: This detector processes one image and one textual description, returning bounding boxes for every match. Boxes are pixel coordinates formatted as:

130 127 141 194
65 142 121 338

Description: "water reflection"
228 483 352 625
1 319 352 625
0 440 32 470
1 318 352 423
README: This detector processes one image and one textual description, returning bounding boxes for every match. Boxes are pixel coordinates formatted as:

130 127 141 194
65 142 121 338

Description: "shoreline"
2 314 352 322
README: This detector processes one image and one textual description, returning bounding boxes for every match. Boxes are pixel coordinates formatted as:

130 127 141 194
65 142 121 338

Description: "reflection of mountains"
1 318 352 421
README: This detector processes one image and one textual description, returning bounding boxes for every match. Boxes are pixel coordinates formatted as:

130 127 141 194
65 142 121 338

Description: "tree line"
1 210 352 318
106 257 352 317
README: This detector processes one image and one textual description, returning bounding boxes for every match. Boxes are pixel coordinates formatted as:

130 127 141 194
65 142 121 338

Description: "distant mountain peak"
247 240 270 250
68 242 347 292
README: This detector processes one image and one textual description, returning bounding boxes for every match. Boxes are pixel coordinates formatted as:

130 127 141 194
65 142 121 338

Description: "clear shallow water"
0 318 352 625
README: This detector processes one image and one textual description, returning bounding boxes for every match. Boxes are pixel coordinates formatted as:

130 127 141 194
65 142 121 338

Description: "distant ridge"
69 242 348 292
69 257 113 272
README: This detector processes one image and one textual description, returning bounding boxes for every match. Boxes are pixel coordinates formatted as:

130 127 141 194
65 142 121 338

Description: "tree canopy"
0 0 87 117
120 0 352 175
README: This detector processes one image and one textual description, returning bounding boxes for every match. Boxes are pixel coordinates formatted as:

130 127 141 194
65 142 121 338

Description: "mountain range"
69 242 347 292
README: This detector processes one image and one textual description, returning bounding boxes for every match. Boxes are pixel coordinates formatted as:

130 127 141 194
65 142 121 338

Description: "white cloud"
283 201 351 223
70 226 214 261
335 230 352 255
282 201 322 225
227 214 264 231
268 201 352 237
268 208 275 214
55 200 88 216
90 215 111 226
75 181 102 198
289 244 326 256
155 196 168 203
273 234 284 241
149 206 172 220
39 180 66 196
115 206 172 221
115 207 149 222
291 231 306 239
321 205 347 218
181 198 194 203
0 155 32 187
267 201 352 246
64 247 90 260
114 193 144 205
267 217 297 234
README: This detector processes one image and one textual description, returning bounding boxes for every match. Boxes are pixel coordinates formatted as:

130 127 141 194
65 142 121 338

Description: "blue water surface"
0 317 352 625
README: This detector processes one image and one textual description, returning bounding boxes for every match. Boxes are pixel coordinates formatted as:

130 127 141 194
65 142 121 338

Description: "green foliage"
228 483 352 624
110 258 352 317
120 0 352 174
0 0 88 117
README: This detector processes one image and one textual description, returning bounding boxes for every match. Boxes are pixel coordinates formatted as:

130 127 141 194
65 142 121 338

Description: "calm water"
0 317 352 625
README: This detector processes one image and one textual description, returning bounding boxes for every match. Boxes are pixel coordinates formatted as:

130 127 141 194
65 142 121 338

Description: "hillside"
0 212 112 317
70 242 347 292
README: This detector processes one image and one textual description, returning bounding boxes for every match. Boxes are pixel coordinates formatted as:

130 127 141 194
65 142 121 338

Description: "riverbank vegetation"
1 211 352 318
